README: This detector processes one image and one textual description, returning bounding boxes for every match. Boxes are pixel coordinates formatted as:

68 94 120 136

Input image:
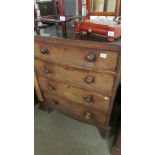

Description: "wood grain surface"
44 93 107 128
35 59 115 96
35 42 119 72
38 76 111 114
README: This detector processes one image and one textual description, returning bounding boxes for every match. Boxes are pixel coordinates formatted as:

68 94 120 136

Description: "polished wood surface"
34 35 121 50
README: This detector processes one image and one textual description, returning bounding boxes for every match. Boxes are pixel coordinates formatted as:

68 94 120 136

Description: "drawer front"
34 42 119 72
38 76 110 114
44 93 107 128
35 59 115 96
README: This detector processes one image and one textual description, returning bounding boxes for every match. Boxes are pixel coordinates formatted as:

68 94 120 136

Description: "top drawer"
34 42 119 73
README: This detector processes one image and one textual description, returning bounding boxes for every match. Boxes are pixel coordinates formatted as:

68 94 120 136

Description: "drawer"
44 93 107 128
35 59 115 96
34 42 119 72
38 76 110 114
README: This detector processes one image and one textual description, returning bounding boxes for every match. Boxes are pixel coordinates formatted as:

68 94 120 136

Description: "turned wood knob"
40 47 48 54
85 53 96 62
44 68 51 74
84 95 93 103
84 112 92 120
48 85 55 91
51 100 59 105
85 76 95 84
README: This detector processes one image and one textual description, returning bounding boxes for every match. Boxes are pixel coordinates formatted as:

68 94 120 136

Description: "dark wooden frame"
35 0 82 37
86 0 121 17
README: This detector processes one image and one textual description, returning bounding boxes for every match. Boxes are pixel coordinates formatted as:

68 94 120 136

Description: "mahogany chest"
34 34 121 134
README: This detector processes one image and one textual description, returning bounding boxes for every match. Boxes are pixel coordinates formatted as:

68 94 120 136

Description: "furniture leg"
98 128 107 138
107 36 115 42
39 102 52 113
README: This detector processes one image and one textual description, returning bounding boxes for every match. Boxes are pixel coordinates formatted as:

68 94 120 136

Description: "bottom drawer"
44 92 107 128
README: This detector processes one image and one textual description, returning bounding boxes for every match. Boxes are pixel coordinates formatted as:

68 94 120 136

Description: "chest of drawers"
34 36 121 135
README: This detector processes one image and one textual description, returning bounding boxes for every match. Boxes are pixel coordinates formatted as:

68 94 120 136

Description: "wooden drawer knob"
84 95 93 103
84 112 92 120
85 53 96 62
48 85 55 91
44 68 51 74
85 76 95 84
51 100 59 105
40 47 48 54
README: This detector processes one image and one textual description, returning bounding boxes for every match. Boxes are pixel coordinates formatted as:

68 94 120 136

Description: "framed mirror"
86 0 120 16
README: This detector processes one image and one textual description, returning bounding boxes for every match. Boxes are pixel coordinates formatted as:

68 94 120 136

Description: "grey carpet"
34 105 112 155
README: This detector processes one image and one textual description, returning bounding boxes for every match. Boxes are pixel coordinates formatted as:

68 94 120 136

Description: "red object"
75 0 121 41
